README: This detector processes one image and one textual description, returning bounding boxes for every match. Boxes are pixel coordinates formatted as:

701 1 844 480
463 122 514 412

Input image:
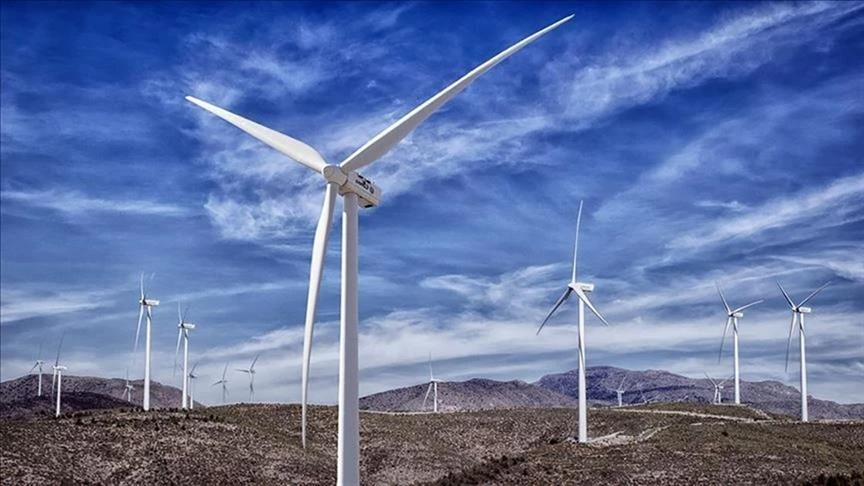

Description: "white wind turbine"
778 280 830 423
614 375 627 408
133 274 159 411
174 303 196 410
187 362 200 409
30 341 46 397
236 354 260 403
704 373 729 405
185 15 573 483
536 200 610 444
123 368 134 403
716 283 763 405
51 336 67 417
212 363 229 404
422 353 443 413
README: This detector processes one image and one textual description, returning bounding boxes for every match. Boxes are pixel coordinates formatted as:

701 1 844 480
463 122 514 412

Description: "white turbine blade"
422 382 433 410
799 281 831 307
301 183 337 449
133 305 144 354
571 200 583 283
572 286 610 326
222 363 228 381
777 281 796 309
54 334 64 366
185 96 328 174
732 299 764 314
339 14 574 173
251 353 260 370
537 287 572 335
715 282 731 314
718 317 731 362
428 352 434 381
177 302 182 324
140 273 145 300
785 313 796 372
174 328 183 376
29 362 39 373
617 374 627 391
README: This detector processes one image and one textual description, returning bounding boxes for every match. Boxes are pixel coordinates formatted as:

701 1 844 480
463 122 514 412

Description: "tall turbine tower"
213 363 229 404
30 341 46 397
237 354 260 402
133 274 159 411
51 336 67 417
716 283 763 405
174 303 196 409
186 15 573 484
536 200 610 444
778 280 830 422
123 368 134 403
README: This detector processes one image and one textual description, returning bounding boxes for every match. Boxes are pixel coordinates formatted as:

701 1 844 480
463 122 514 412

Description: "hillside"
360 378 576 412
536 366 864 420
1 404 861 485
0 374 195 415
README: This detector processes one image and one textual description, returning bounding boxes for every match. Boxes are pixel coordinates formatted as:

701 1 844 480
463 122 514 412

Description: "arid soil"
1 404 861 485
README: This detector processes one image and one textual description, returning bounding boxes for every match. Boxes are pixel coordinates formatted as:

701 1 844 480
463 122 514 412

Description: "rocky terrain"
0 374 194 417
536 366 864 420
1 403 861 485
360 378 576 412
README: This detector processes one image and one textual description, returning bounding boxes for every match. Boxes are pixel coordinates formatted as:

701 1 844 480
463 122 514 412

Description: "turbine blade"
177 302 182 324
174 328 182 376
339 15 574 173
719 317 731 362
184 96 328 174
140 273 145 300
536 287 572 335
428 352 434 381
222 363 228 380
785 313 796 372
54 334 64 366
30 362 39 373
715 282 731 314
571 200 583 283
423 382 433 410
777 281 795 309
799 280 831 307
301 183 337 449
573 286 610 326
251 353 260 370
134 305 144 354
732 299 764 314
704 373 717 386
617 374 627 391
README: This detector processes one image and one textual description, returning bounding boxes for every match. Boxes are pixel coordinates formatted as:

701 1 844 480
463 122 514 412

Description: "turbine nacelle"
141 298 160 307
797 306 812 314
322 165 380 208
731 311 744 318
179 323 196 330
570 281 594 293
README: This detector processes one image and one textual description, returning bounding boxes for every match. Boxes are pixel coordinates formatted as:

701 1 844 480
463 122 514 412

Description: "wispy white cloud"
1 188 193 218
0 287 117 325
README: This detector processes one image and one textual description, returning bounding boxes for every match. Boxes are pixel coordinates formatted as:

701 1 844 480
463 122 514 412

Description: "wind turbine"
716 283 763 405
174 303 196 410
236 354 260 402
212 363 229 404
51 336 67 417
133 274 159 411
185 14 573 482
704 373 729 405
778 280 830 422
614 374 627 408
422 353 443 413
30 341 46 397
188 362 199 409
536 200 610 444
122 368 135 403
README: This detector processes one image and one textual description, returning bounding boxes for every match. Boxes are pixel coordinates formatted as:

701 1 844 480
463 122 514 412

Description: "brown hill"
359 378 576 412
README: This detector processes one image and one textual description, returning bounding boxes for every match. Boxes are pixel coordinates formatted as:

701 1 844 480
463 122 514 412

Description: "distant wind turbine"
704 373 729 405
30 341 46 397
213 363 229 404
51 336 67 417
123 368 134 403
188 362 199 409
133 274 159 411
615 375 628 408
537 200 610 444
237 354 260 402
778 280 830 422
185 17 574 482
422 353 443 413
716 283 763 405
174 303 196 410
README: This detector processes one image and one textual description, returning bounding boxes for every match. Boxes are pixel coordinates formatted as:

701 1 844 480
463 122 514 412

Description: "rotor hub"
322 165 381 208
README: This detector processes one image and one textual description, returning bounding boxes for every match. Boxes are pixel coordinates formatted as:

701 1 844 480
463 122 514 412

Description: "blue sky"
1 2 862 405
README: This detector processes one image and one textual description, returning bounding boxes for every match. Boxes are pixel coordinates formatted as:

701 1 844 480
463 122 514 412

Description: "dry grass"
1 404 861 485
